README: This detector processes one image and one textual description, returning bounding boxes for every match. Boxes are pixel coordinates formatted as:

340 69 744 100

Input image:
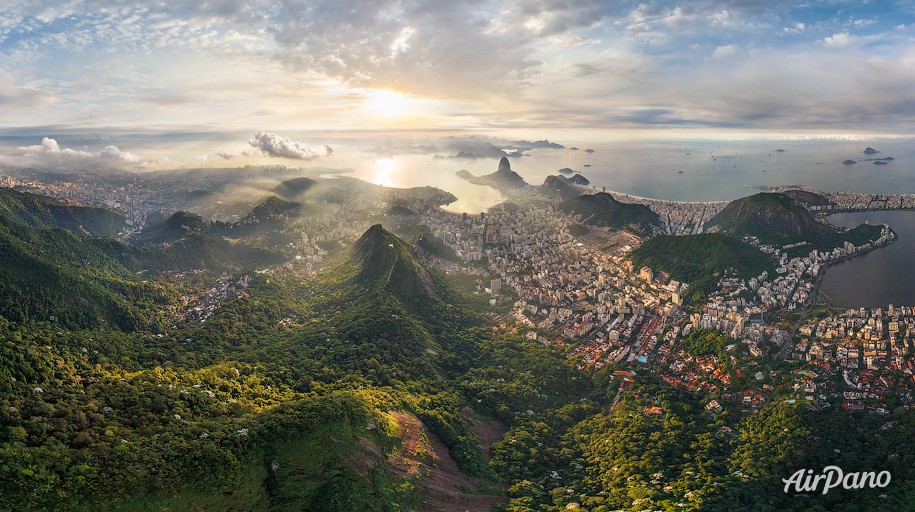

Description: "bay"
336 137 915 211
820 211 915 308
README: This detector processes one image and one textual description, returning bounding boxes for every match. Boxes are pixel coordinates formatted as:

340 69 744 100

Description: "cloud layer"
1 1 915 134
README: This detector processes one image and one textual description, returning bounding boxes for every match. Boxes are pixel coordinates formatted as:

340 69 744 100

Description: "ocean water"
2 133 912 213
336 138 915 212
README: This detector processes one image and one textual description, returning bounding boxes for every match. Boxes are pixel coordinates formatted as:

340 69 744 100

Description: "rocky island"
456 157 529 191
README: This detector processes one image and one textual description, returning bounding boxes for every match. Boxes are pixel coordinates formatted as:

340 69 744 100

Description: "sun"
363 89 417 119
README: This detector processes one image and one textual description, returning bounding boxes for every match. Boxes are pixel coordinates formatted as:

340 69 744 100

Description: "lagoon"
820 211 915 308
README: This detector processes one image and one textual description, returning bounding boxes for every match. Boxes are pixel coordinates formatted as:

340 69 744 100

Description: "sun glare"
374 158 396 187
364 89 417 119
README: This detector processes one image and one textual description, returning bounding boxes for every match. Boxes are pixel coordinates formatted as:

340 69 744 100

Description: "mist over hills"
271 176 317 200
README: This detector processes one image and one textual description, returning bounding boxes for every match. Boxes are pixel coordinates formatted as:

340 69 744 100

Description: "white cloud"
664 6 699 28
784 22 805 34
247 131 332 160
823 32 858 48
15 137 146 166
99 145 141 162
712 44 739 59
20 136 59 153
19 137 93 158
709 10 736 28
2 0 915 134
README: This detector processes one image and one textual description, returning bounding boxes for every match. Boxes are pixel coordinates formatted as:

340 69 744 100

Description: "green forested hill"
127 209 286 271
629 233 776 304
130 211 211 245
0 224 530 510
0 214 174 330
631 233 773 283
411 224 461 263
0 201 283 330
3 196 915 512
559 192 660 234
538 175 582 201
706 192 883 251
705 192 831 245
0 186 125 236
548 376 915 512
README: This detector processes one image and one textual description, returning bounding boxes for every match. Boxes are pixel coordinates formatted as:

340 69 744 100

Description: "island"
456 156 529 191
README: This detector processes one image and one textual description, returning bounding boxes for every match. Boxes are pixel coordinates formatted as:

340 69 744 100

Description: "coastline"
580 183 729 206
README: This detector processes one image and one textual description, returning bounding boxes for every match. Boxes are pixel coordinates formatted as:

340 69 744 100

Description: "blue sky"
1 1 915 168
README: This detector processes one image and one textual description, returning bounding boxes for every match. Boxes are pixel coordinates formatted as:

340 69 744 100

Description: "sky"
2 0 915 169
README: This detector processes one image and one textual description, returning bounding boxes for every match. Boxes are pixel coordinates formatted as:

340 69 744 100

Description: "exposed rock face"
498 156 512 173
457 157 529 191
864 147 879 155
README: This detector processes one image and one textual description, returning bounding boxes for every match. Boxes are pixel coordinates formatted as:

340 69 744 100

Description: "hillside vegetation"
629 233 776 304
4 190 915 512
706 192 883 251
705 193 831 245
560 192 659 235
0 186 125 236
